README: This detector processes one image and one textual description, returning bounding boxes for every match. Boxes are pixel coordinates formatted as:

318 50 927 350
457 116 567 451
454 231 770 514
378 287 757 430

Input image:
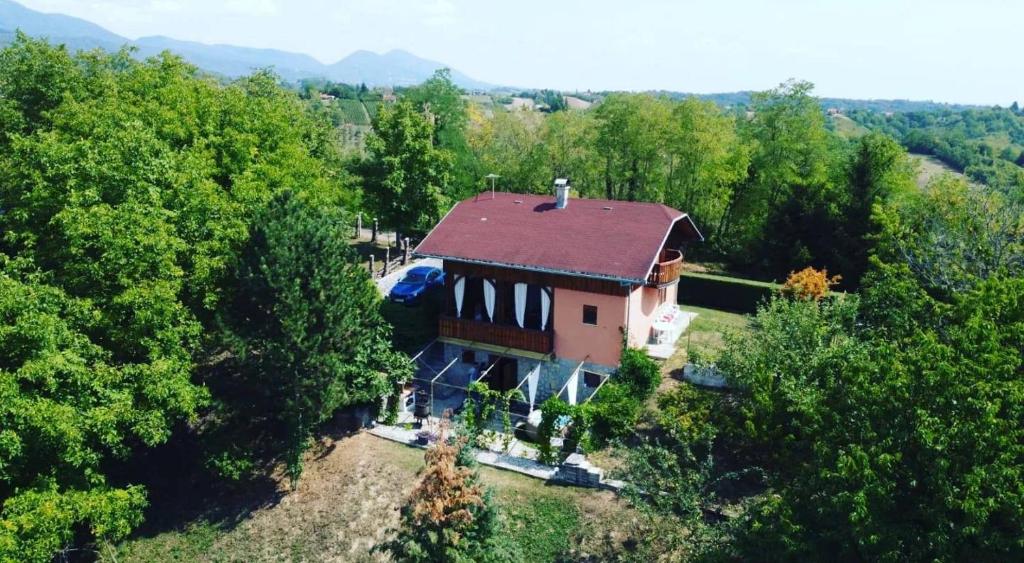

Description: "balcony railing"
439 316 553 354
647 249 683 287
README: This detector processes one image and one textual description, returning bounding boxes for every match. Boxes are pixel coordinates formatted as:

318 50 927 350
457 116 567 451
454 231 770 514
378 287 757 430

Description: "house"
412 179 702 412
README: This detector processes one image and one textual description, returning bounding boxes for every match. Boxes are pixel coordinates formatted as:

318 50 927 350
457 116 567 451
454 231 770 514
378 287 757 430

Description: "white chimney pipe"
554 178 570 209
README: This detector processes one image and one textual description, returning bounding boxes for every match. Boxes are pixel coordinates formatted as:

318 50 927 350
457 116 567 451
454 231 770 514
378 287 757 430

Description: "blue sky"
17 0 1023 105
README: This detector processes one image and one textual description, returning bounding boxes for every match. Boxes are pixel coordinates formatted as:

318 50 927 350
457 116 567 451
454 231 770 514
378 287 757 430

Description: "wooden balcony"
439 316 553 354
647 249 683 287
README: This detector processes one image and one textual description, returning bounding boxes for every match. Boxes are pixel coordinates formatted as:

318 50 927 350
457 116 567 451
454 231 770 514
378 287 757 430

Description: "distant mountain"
0 0 492 88
0 0 125 51
328 49 491 90
131 35 327 81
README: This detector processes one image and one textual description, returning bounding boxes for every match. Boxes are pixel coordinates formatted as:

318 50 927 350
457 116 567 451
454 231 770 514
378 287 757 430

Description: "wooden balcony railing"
647 248 684 287
439 316 553 354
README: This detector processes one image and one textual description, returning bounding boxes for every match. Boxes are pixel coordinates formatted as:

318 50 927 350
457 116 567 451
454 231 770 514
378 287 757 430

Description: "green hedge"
677 272 780 314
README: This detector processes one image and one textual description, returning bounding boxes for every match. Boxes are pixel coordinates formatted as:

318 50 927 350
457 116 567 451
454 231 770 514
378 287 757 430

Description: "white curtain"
527 363 541 412
514 282 527 328
454 276 466 318
540 288 551 331
483 279 496 322
566 366 580 406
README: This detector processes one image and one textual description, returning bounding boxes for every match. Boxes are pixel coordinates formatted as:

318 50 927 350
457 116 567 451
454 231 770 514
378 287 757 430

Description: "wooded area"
1 34 1022 562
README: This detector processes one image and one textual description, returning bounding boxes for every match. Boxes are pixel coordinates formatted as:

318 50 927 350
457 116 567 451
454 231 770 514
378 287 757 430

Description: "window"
583 371 603 388
461 350 476 364
582 304 598 325
658 287 668 304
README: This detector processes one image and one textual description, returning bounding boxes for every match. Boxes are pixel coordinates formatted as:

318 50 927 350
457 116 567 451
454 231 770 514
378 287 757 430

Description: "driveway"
374 257 443 297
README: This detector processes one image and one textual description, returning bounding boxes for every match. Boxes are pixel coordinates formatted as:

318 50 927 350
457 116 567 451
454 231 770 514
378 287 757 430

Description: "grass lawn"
108 433 639 562
662 305 750 375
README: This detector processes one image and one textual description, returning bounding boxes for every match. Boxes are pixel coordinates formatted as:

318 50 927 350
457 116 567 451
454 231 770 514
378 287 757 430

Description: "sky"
16 0 1024 105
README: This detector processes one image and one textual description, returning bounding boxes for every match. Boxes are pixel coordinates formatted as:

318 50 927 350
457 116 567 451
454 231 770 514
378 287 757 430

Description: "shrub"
377 433 501 562
587 383 642 447
781 267 840 301
617 348 661 399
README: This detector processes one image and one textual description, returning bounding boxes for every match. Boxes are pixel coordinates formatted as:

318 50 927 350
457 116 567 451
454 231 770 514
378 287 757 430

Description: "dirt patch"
116 432 642 562
205 433 422 562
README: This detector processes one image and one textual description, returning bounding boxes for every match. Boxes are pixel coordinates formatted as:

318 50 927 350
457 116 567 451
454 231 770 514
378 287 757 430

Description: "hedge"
677 272 780 314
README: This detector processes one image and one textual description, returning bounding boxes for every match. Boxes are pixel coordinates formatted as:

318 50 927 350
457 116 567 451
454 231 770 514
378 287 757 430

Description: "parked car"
389 266 444 304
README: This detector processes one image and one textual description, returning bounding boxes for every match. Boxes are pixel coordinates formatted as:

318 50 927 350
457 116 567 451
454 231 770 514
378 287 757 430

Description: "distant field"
362 100 381 121
565 96 592 110
464 94 495 107
910 152 965 188
337 99 371 126
830 114 869 139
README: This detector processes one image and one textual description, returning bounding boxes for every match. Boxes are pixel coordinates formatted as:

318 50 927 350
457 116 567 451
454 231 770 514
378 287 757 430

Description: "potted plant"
415 428 437 446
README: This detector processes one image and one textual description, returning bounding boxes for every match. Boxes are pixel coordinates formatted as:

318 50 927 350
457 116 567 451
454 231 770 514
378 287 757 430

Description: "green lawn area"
831 114 869 139
663 305 750 374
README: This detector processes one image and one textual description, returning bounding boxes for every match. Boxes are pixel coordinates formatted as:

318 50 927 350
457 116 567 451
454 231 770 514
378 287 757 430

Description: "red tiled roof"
414 192 702 282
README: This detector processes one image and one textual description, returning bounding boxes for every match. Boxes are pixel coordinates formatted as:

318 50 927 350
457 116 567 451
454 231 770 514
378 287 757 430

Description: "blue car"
389 266 445 304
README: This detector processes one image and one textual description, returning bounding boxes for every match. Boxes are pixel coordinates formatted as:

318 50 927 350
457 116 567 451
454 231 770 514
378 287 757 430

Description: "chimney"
554 178 570 209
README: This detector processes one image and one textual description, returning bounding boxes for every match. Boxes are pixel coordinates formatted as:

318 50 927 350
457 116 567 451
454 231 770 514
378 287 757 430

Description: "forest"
847 105 1024 187
1 34 1022 561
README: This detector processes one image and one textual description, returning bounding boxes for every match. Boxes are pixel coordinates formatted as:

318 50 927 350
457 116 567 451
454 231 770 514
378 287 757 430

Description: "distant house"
506 97 535 111
826 107 842 116
565 96 593 110
319 93 337 102
413 180 702 408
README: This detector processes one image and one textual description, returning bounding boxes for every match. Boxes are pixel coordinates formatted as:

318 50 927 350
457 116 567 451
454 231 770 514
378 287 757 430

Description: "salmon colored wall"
552 287 627 366
625 283 678 349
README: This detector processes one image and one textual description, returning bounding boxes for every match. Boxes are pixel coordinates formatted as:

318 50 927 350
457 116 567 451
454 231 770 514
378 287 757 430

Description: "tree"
725 80 834 264
403 69 476 198
720 278 1024 561
873 174 1024 296
223 192 410 483
379 433 505 562
663 97 749 243
0 36 366 559
466 108 546 193
538 110 603 197
362 100 454 235
0 257 180 561
593 93 671 201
